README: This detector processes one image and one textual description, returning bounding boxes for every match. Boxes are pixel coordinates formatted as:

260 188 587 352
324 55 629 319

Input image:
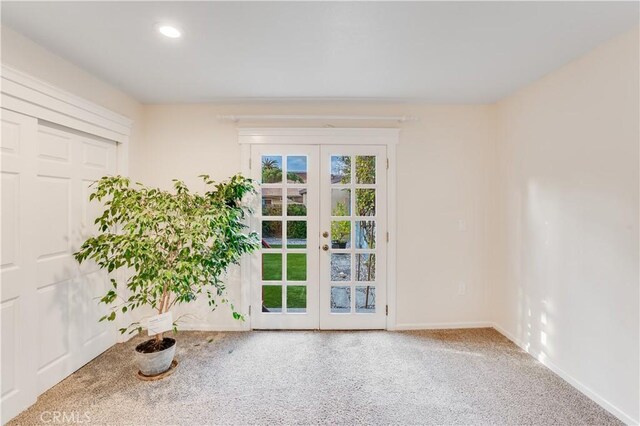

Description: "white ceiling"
2 1 638 104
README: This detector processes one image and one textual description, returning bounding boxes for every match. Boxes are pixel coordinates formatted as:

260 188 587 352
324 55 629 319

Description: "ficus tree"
74 174 260 346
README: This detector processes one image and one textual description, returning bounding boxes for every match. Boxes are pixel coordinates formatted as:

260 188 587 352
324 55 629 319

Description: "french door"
250 145 387 329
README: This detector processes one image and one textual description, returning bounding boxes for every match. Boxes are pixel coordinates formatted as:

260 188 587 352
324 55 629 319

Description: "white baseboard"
492 323 638 426
393 321 493 330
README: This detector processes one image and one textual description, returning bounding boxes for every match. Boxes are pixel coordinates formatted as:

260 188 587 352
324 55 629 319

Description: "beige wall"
139 103 496 329
1 26 144 173
494 27 639 423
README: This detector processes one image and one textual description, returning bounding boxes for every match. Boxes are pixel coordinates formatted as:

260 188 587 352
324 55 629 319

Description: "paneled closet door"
33 122 118 394
1 110 39 423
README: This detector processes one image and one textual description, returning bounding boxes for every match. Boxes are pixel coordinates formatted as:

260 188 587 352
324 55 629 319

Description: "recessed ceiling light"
157 25 181 39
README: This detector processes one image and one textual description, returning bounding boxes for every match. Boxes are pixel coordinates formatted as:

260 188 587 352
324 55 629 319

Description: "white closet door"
1 111 119 423
1 110 39 424
33 122 118 393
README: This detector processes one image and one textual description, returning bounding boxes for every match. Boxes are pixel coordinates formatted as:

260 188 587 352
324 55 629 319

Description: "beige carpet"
10 329 621 425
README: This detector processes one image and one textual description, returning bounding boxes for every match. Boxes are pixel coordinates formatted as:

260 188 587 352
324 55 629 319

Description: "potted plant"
74 174 259 377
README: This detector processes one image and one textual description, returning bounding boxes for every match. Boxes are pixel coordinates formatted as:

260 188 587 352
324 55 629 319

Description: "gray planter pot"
135 337 176 376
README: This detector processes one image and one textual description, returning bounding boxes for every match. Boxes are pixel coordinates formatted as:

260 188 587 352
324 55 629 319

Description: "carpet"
9 328 621 425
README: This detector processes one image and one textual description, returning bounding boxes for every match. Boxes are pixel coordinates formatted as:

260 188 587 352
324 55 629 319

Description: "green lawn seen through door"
262 253 307 309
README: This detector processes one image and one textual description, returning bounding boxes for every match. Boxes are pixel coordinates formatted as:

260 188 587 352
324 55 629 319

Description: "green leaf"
74 174 260 334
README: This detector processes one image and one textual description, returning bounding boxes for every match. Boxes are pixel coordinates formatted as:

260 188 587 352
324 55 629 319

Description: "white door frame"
239 128 399 330
1 66 131 424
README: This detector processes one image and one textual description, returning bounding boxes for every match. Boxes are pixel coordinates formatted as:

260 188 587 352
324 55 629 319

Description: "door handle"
322 244 329 251
322 231 329 238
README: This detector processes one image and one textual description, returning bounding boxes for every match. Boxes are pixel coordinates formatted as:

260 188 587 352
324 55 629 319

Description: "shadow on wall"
516 179 554 362
513 174 636 362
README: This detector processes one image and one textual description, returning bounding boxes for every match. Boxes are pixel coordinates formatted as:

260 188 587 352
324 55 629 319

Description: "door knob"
322 244 329 251
322 231 329 238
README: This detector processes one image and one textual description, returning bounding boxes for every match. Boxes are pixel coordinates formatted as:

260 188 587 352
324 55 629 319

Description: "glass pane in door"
262 156 283 183
262 286 282 312
356 254 376 281
331 156 351 184
331 254 351 281
355 156 376 184
331 189 351 216
286 221 307 248
331 286 351 313
287 156 308 183
287 253 307 281
262 188 282 216
287 286 307 312
355 286 375 313
355 221 375 249
262 221 282 248
355 189 375 216
262 253 282 281
331 221 351 249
